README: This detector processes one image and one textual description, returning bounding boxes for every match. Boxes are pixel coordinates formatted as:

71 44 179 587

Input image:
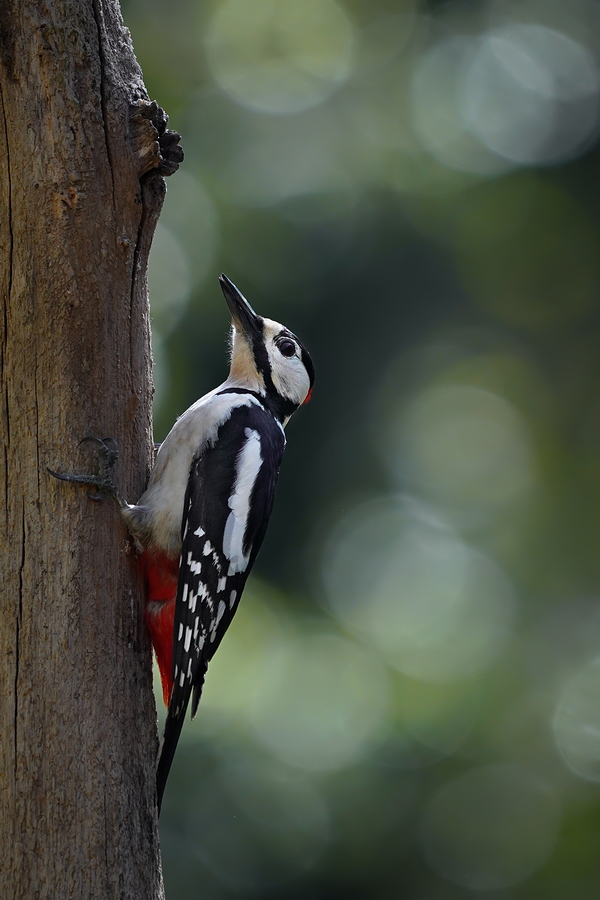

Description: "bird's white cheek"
272 363 310 405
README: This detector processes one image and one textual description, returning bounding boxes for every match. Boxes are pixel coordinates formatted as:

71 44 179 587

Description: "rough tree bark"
0 2 181 897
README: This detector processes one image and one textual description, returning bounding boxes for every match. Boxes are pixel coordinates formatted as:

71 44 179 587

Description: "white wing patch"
222 427 263 575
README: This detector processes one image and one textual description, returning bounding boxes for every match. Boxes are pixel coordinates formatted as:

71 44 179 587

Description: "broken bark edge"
130 99 184 179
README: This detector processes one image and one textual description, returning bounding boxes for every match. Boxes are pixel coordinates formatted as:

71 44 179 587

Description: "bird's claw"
79 435 119 473
48 436 127 509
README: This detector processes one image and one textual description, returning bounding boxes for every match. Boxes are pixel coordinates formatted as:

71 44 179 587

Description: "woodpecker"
50 275 314 813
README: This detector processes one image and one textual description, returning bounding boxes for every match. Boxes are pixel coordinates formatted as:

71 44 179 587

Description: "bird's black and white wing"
156 398 285 809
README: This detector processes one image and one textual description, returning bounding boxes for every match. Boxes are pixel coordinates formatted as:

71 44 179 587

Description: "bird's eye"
278 339 296 358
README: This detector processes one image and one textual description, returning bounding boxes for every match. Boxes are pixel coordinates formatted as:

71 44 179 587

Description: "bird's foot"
48 436 128 508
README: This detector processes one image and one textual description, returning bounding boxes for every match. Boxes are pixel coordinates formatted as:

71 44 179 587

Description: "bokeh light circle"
419 763 561 890
462 25 600 165
205 0 354 114
322 496 515 681
158 170 219 291
247 631 390 771
554 656 600 782
410 36 510 176
148 223 191 336
388 385 536 510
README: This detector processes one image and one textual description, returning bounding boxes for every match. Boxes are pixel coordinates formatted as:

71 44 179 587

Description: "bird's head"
220 274 314 423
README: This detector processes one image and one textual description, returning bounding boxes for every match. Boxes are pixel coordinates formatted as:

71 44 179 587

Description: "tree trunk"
0 2 179 896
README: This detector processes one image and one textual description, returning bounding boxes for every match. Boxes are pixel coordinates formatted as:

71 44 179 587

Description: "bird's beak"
219 274 262 339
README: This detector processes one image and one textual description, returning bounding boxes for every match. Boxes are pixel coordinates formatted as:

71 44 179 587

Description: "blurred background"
121 0 600 896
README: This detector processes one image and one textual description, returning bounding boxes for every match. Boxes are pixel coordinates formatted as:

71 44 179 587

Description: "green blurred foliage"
122 0 600 896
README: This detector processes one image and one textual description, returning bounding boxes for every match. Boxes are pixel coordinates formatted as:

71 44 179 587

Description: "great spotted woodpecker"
50 275 314 812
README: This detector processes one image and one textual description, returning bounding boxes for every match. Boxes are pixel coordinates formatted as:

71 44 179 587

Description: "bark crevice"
90 0 116 209
0 85 12 356
14 506 24 782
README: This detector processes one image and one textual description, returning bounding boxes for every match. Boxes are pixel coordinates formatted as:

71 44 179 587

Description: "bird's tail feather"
156 708 186 815
156 661 208 814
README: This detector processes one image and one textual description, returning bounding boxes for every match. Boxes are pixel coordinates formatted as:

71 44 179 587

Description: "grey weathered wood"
0 1 176 896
